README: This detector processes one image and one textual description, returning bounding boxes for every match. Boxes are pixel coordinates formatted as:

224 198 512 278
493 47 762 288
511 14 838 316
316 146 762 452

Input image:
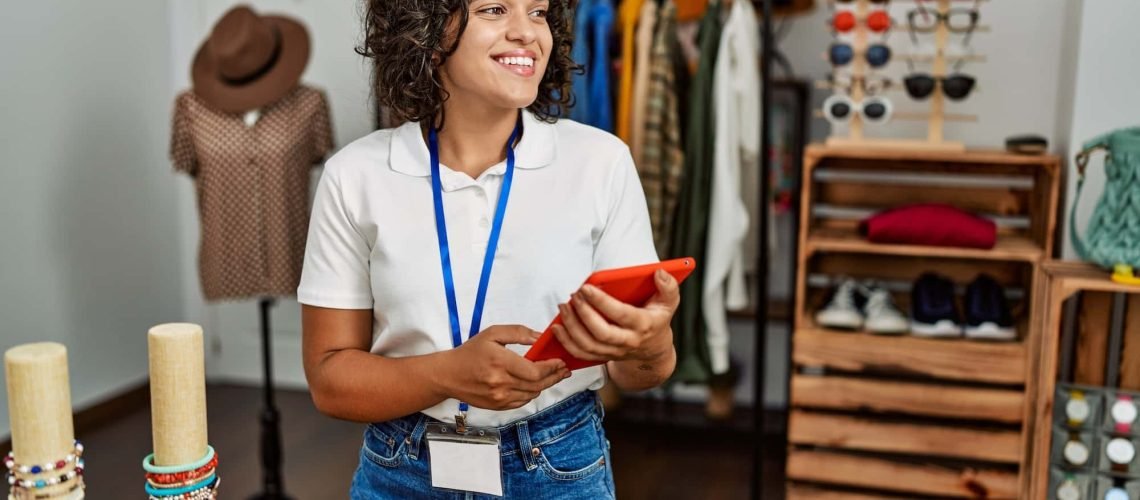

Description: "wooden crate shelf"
788 409 1022 463
791 375 1025 424
786 143 1060 498
806 227 1044 262
1027 262 1140 498
794 327 1027 385
786 449 1020 499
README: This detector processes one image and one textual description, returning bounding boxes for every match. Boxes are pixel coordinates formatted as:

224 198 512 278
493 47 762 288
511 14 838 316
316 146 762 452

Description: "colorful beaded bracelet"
146 455 218 484
14 477 84 500
146 476 218 500
4 441 83 475
7 460 83 489
144 474 218 498
147 469 216 489
142 446 215 475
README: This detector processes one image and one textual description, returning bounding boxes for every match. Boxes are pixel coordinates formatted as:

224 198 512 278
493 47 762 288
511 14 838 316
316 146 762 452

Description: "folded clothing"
859 203 997 250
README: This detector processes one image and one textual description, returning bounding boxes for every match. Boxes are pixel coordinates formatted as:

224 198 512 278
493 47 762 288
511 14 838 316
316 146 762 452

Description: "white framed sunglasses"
823 93 894 125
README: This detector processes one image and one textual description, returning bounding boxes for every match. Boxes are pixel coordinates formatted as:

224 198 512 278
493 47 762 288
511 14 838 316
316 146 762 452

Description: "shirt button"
475 190 486 198
479 218 490 228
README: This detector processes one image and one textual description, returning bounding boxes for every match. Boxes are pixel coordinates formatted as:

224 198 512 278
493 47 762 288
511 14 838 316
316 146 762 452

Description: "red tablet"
524 257 697 370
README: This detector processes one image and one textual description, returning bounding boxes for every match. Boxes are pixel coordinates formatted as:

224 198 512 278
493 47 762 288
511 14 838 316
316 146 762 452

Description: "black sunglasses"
904 73 976 101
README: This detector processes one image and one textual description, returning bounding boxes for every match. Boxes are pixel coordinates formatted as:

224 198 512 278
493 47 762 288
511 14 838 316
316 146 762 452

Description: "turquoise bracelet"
144 473 216 497
142 446 215 475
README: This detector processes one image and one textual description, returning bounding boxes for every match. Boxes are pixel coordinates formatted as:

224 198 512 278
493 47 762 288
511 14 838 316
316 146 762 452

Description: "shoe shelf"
786 144 1061 499
806 226 1044 262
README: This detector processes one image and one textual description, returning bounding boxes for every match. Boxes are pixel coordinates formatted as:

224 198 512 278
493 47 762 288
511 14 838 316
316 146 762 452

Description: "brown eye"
479 6 506 15
530 8 547 18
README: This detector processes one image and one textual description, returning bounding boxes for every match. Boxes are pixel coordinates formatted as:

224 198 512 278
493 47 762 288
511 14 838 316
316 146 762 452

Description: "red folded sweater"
859 203 997 249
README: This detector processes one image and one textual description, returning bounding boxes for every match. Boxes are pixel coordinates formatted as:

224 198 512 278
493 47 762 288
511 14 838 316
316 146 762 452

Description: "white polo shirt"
297 110 658 426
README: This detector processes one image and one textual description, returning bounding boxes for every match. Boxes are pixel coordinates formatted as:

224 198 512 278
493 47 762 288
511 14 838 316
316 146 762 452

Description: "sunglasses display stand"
824 0 975 153
1030 262 1140 498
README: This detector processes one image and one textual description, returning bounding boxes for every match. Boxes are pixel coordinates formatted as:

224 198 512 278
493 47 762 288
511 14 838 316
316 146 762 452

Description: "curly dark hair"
357 0 579 128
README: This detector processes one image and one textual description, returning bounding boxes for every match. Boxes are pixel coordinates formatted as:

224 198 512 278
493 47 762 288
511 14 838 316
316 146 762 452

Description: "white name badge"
425 422 503 497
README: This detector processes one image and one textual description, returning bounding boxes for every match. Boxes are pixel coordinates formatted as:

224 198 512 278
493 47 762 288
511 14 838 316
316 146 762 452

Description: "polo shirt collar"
389 110 556 177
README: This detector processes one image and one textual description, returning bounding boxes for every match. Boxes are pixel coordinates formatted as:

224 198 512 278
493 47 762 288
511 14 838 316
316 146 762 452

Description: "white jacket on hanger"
702 0 760 376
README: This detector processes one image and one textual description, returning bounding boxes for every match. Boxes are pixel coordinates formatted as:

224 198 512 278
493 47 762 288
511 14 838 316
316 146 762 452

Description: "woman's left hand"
552 269 681 363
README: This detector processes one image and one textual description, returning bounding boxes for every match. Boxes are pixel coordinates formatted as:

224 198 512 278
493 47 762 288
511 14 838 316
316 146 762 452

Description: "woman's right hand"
438 325 571 411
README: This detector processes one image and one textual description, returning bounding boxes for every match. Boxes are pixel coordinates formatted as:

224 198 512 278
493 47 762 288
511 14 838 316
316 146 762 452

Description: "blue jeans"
350 391 616 499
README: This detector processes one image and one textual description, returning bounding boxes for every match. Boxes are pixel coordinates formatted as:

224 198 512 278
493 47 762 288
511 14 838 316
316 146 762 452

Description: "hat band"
222 25 283 86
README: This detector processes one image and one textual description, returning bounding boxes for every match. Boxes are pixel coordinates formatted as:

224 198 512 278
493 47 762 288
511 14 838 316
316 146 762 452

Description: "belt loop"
516 420 538 471
408 415 428 460
595 390 606 420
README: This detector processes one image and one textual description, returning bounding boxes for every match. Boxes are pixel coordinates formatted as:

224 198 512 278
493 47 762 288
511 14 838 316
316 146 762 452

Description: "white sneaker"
815 279 864 330
862 284 909 335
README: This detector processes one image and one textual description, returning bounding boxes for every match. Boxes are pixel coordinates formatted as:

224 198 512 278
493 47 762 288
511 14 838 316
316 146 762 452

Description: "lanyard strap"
429 115 522 413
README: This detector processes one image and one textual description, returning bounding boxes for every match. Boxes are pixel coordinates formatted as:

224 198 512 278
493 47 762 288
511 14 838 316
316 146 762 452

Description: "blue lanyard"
429 116 522 413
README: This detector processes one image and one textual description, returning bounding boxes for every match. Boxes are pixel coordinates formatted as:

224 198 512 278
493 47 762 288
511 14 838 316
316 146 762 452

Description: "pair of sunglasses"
904 73 975 101
832 75 893 96
823 94 893 125
829 43 891 68
907 7 979 33
832 11 892 34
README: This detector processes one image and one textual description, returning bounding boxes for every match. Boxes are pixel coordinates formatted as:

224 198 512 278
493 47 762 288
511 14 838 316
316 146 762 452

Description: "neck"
431 100 520 179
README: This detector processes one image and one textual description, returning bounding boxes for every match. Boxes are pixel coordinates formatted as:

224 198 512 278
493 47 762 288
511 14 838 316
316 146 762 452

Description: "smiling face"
438 0 554 111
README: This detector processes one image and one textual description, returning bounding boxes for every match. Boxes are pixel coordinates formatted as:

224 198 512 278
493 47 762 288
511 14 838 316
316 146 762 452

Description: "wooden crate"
1028 261 1140 498
786 144 1061 498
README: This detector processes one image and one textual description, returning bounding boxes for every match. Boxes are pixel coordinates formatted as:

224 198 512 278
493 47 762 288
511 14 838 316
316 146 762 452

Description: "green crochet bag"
1070 126 1140 284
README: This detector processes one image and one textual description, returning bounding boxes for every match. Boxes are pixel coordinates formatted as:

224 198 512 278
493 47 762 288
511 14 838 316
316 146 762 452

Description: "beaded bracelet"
147 469 216 489
143 472 216 497
13 477 84 500
142 446 215 475
7 460 84 489
144 475 218 499
4 441 83 475
146 455 218 484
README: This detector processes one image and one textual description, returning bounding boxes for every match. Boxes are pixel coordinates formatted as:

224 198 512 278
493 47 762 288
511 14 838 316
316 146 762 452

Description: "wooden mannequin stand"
251 297 292 500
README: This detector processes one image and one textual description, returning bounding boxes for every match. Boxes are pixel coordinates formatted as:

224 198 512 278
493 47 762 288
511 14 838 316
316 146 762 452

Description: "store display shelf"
806 143 1061 168
786 449 1020 499
793 325 1026 385
805 226 1043 262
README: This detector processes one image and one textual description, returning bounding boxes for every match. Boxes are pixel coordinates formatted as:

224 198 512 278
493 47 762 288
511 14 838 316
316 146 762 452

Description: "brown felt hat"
191 5 310 113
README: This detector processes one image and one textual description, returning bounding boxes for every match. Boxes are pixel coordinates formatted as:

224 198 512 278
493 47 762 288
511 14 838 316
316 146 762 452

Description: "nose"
505 9 537 45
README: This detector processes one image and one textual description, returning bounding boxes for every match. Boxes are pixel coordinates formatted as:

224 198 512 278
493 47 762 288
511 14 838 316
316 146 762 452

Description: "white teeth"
496 56 534 67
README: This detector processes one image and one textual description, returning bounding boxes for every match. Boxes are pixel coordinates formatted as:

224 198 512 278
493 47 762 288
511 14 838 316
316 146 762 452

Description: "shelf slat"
786 449 1020 499
788 409 1022 463
794 327 1026 385
806 227 1043 262
806 143 1061 167
791 375 1025 424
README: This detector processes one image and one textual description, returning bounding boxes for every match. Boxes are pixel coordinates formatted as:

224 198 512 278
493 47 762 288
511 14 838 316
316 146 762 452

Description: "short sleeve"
310 91 335 165
593 149 660 270
170 94 198 176
297 168 374 309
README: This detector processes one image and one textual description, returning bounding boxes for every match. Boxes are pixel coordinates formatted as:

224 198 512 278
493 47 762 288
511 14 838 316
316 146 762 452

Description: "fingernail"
582 284 596 295
656 269 667 280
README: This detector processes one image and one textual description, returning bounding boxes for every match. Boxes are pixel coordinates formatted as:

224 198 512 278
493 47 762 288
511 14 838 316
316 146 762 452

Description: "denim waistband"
369 390 601 462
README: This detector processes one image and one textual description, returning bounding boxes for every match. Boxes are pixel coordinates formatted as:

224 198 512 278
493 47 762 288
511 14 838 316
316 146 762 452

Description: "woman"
298 0 680 497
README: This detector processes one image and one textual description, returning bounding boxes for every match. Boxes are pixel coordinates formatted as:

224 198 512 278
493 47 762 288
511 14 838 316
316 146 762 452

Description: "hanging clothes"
570 0 615 131
629 0 658 167
703 0 761 376
639 0 684 258
669 0 722 384
616 0 645 143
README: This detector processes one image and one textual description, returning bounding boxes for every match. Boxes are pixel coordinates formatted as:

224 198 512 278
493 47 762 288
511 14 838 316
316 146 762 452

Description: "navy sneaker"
964 274 1016 340
911 273 962 337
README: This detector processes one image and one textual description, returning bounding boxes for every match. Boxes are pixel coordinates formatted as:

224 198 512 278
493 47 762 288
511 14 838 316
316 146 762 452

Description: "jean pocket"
361 423 404 468
536 415 607 481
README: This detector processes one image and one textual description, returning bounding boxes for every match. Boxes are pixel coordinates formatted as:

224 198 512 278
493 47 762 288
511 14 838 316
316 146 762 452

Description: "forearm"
606 345 676 392
308 349 454 423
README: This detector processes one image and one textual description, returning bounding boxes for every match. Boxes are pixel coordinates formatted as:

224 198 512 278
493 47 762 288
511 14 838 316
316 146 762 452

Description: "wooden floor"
70 385 784 499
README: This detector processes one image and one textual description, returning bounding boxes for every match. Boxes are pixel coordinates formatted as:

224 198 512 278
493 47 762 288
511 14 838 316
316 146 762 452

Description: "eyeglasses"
907 7 979 33
823 94 893 125
903 73 976 100
832 11 892 34
829 43 892 69
834 0 889 3
832 75 893 96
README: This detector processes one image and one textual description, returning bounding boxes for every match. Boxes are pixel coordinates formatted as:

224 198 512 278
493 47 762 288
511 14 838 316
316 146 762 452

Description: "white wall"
779 0 1070 147
169 0 374 387
1059 0 1140 259
0 1 182 436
